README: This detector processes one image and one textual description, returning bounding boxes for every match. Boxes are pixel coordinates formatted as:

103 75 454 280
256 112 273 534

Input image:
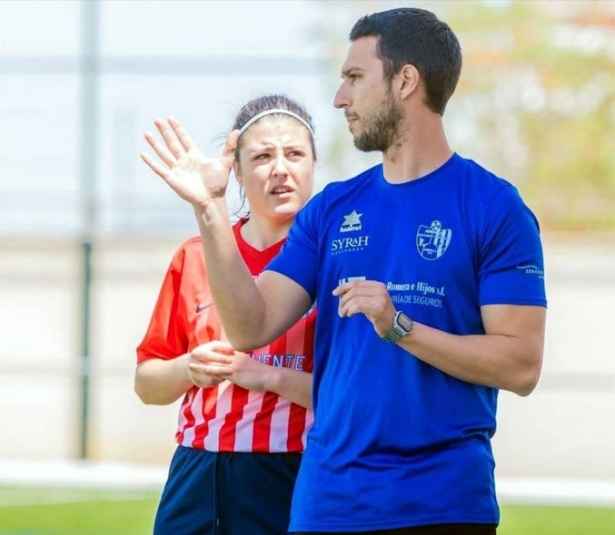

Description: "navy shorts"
293 526 496 535
154 445 302 535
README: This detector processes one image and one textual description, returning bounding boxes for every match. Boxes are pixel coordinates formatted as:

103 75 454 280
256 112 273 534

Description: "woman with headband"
136 94 316 535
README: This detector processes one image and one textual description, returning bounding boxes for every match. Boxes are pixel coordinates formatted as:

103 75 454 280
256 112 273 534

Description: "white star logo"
343 210 362 227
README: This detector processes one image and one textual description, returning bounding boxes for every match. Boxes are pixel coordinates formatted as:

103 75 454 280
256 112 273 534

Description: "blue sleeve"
479 186 547 307
265 193 322 301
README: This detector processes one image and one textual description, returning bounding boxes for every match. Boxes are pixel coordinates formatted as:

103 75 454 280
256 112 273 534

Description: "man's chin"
353 137 381 153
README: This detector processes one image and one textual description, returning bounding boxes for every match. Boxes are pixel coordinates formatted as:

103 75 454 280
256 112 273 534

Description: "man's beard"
352 90 403 153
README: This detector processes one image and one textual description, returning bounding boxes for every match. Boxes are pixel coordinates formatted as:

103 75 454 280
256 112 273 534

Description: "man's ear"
398 64 420 101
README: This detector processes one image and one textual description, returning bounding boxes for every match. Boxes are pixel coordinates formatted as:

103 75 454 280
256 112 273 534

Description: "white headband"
238 109 314 138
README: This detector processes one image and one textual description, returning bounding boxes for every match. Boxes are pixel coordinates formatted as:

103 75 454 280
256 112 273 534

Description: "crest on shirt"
416 220 452 260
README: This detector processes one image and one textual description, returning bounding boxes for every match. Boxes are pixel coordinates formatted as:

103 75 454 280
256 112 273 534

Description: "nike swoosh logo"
195 302 213 313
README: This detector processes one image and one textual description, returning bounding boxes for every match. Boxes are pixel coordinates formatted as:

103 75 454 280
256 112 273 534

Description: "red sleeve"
136 246 189 364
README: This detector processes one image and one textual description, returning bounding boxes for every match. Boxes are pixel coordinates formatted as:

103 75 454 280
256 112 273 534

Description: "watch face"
398 313 413 331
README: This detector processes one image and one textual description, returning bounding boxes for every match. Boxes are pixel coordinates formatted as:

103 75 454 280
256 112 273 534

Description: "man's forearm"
398 323 543 396
194 199 268 350
134 355 192 405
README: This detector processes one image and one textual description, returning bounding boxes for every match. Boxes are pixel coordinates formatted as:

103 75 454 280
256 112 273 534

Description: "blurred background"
0 0 614 533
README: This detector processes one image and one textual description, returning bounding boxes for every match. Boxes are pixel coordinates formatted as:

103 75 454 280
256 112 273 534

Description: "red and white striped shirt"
137 220 315 452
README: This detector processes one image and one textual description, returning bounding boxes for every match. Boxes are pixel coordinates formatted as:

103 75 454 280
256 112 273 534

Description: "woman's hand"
188 341 271 392
186 342 227 389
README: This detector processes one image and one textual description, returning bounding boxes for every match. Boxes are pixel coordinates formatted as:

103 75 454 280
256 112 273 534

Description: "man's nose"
333 84 349 109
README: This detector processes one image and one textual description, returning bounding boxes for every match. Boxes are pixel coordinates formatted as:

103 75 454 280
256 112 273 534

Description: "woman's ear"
233 160 242 186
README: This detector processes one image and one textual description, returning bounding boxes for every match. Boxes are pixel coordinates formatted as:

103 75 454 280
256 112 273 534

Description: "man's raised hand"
140 117 239 208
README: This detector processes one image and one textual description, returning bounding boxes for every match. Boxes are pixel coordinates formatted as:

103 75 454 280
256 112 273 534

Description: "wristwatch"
381 311 414 342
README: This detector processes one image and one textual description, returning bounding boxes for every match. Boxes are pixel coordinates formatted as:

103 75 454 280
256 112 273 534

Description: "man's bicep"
481 304 546 395
481 304 546 355
256 270 313 342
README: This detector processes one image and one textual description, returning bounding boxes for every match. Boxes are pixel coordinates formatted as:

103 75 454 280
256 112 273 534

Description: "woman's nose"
271 155 288 176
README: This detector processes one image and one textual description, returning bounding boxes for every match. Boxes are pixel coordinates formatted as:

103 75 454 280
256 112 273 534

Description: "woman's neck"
240 215 293 250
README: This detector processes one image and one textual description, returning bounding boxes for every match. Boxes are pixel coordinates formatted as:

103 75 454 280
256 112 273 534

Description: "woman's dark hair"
350 8 462 115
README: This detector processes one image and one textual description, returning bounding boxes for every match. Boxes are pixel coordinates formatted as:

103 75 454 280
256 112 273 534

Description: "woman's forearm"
134 355 193 405
264 368 313 411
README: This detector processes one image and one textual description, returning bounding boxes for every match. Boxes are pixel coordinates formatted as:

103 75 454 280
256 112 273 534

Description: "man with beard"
144 7 547 535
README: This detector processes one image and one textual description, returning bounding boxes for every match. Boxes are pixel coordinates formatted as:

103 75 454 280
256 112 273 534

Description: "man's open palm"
140 117 239 207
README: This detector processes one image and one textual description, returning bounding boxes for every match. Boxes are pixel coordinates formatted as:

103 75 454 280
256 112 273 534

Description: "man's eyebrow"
341 67 364 77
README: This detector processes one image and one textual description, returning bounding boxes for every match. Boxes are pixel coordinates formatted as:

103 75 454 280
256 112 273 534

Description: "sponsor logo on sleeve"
516 265 545 279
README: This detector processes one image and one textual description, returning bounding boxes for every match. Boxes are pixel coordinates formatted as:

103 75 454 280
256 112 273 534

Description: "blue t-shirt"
267 153 547 532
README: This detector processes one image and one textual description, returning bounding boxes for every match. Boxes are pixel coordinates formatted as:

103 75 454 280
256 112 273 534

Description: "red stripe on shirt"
218 385 250 450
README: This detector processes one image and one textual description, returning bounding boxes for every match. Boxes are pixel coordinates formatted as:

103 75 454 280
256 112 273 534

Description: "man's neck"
381 114 453 184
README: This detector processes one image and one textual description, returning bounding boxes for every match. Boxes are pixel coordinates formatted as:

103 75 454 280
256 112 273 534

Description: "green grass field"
0 486 613 534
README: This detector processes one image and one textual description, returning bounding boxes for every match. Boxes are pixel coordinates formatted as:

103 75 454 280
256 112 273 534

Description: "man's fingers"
144 132 176 167
169 117 196 152
333 281 387 297
155 118 186 159
332 285 343 297
141 152 170 181
337 295 384 319
338 304 359 318
332 281 360 296
337 298 355 318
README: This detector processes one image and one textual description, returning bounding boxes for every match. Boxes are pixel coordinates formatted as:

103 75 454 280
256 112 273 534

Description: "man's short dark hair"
350 7 462 115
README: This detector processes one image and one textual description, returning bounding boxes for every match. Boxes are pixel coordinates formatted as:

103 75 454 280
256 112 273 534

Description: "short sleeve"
266 193 322 301
479 186 547 307
136 247 189 363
